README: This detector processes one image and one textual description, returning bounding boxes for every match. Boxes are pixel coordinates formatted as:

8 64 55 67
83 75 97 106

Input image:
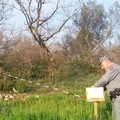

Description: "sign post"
86 87 105 120
94 101 98 120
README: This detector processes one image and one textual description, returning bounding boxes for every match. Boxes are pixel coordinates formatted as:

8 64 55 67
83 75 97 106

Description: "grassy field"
0 74 112 120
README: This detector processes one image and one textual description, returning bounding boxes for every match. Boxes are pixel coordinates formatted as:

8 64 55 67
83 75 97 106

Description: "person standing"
93 56 120 120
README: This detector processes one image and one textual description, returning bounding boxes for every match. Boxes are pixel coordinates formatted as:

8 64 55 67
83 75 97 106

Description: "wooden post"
86 87 105 120
94 101 98 120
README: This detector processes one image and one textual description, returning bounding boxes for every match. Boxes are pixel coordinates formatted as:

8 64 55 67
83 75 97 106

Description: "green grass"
0 74 112 120
0 92 112 120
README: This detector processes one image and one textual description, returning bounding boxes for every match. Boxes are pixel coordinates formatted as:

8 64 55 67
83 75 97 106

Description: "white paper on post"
86 87 105 102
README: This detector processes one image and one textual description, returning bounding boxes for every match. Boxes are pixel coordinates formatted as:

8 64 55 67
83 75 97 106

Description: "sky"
9 0 117 27
97 0 116 10
6 0 118 45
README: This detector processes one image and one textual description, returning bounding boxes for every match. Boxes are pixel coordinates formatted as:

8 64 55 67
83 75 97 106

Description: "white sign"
86 87 105 102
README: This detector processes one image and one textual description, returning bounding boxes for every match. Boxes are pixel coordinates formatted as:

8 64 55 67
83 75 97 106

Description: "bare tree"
62 1 110 66
0 0 14 52
0 0 13 25
15 0 77 58
106 1 120 62
14 0 79 82
109 1 120 31
0 28 20 52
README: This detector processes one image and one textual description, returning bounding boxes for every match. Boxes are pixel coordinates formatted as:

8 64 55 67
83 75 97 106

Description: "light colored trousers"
112 96 120 120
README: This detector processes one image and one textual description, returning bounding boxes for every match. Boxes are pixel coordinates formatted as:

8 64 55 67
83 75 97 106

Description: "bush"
0 77 16 92
30 60 48 80
58 60 96 81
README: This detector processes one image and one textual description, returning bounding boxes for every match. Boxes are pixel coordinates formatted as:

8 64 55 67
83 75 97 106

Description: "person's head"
99 56 113 71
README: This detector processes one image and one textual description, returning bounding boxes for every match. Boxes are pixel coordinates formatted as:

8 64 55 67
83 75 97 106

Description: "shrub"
30 60 48 80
